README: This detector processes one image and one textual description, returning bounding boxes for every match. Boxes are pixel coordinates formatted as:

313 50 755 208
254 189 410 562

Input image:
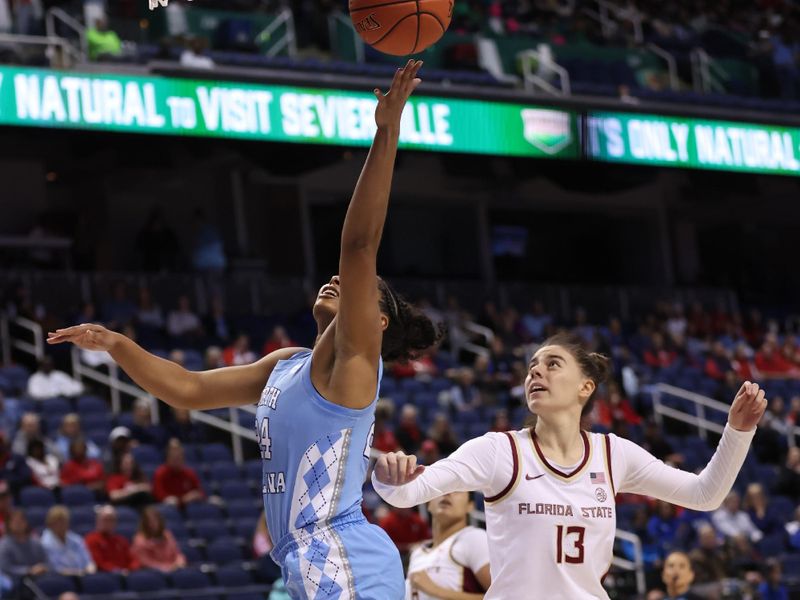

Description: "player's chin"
313 296 338 314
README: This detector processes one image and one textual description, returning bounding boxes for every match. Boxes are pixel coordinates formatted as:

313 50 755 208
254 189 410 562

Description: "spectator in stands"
204 296 231 346
731 343 759 382
180 37 215 69
25 438 60 491
166 295 203 340
775 446 800 498
12 413 54 457
391 352 439 381
0 393 17 440
131 506 186 572
787 506 800 551
758 558 789 600
727 533 761 581
647 501 683 559
427 413 460 456
642 421 683 466
595 381 641 429
223 333 257 366
659 551 701 600
743 483 783 537
0 433 33 496
262 325 296 356
418 439 441 466
689 524 729 584
41 506 96 576
440 367 482 413
704 341 733 381
644 333 678 369
166 407 207 444
395 404 423 455
490 409 511 432
204 346 224 370
86 17 122 61
714 370 743 404
60 438 105 494
0 510 48 577
153 439 205 506
378 505 431 554
85 505 139 573
520 300 552 341
106 452 153 507
0 482 12 537
712 491 762 542
105 426 133 471
27 356 83 400
372 400 399 453
130 397 167 447
135 287 164 330
55 414 101 462
755 338 797 378
102 282 137 330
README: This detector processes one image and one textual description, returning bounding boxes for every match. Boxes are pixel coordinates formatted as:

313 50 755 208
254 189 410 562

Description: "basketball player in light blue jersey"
48 59 442 599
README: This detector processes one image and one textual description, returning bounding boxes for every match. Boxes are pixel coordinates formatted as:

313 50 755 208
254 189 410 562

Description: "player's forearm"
108 334 200 409
340 125 400 253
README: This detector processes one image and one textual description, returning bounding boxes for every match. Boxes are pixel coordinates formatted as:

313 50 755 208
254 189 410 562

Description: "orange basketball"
349 0 453 56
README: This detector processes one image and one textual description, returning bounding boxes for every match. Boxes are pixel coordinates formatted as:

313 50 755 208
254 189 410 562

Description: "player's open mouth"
319 286 339 299
528 383 548 395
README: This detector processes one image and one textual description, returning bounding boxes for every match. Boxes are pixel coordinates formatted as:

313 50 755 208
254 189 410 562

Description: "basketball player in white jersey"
406 491 490 600
372 332 767 600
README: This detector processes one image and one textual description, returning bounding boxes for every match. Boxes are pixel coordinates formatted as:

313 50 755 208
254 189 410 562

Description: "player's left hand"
727 381 767 432
374 59 422 130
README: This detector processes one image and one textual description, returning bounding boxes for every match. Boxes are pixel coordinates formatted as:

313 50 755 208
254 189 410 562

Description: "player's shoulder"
456 525 488 544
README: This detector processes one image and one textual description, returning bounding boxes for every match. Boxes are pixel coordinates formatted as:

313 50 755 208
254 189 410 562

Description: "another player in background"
49 60 442 600
373 332 767 600
406 491 490 600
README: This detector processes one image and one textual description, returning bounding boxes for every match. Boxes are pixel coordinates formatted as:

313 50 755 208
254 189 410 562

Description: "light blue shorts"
272 512 404 600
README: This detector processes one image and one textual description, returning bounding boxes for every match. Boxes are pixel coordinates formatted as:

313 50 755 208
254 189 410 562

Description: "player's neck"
533 414 583 464
431 519 467 548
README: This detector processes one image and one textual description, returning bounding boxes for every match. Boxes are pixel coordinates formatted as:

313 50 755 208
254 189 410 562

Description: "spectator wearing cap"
55 414 101 462
84 505 139 573
131 506 186 572
105 426 133 471
0 433 33 496
26 356 83 400
152 439 204 507
60 439 105 494
41 506 96 576
0 510 48 577
106 452 153 508
25 438 60 490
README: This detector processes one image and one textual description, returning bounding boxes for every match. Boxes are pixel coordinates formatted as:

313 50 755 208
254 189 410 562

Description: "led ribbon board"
0 66 580 159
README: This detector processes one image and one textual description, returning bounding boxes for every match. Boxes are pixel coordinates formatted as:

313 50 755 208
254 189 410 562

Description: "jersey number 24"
256 417 271 460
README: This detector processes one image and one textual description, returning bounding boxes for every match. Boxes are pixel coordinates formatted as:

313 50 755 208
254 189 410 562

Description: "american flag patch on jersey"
590 472 606 484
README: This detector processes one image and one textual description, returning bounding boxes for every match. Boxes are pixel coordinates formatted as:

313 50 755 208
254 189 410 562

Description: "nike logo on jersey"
525 473 545 481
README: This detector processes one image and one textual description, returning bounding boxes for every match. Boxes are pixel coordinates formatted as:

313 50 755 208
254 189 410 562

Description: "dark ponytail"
541 332 611 415
378 279 445 363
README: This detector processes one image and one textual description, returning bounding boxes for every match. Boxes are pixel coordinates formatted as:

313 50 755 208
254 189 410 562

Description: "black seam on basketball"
350 0 415 13
412 0 421 54
419 10 446 32
371 12 416 46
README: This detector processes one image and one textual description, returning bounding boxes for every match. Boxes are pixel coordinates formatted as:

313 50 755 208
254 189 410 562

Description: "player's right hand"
375 450 425 486
47 323 121 352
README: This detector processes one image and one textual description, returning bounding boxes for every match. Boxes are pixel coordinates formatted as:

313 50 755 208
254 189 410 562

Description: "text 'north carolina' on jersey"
484 430 616 600
255 350 379 548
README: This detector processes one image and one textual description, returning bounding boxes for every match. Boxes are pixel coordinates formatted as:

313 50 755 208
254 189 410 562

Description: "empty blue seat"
186 502 225 521
200 443 233 463
400 379 426 393
117 521 137 540
61 484 95 507
24 506 49 531
192 520 230 542
44 397 72 416
127 569 168 593
233 517 256 539
215 564 254 587
80 572 122 595
82 413 112 430
758 532 787 557
132 444 162 465
206 537 246 564
69 505 96 527
209 461 243 484
32 574 76 596
20 486 55 508
171 567 213 590
226 500 262 520
181 543 205 564
157 503 182 522
219 481 252 502
115 505 140 525
77 395 108 414
770 496 796 522
244 460 262 484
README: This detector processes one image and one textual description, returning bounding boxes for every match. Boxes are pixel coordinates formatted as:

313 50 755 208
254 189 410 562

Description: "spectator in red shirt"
755 341 796 377
106 452 153 508
152 439 204 506
378 506 431 553
61 439 105 494
262 326 297 356
372 400 399 453
223 334 257 366
595 382 641 428
732 344 760 382
84 505 140 573
0 482 12 538
395 404 423 455
643 333 677 369
704 342 734 381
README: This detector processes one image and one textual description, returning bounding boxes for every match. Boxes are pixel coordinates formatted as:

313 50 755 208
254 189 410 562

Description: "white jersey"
405 526 489 600
374 425 755 600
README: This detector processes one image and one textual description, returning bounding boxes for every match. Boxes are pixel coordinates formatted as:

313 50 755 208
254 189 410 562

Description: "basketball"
349 0 453 56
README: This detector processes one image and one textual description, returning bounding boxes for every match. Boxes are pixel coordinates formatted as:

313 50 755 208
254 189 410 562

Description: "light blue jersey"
256 350 403 600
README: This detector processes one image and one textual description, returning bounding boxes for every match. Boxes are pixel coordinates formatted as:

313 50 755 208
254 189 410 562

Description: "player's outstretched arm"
47 323 305 410
618 382 766 511
328 61 422 406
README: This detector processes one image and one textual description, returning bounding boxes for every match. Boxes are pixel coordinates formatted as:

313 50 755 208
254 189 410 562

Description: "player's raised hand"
47 323 121 353
375 450 425 486
373 59 422 130
728 381 767 432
